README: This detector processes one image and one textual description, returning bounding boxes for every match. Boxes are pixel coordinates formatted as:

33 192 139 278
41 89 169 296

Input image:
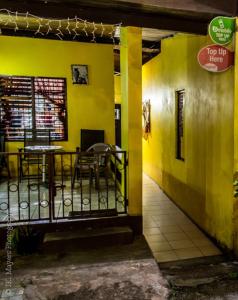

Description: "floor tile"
155 219 178 226
152 214 170 221
185 230 207 239
177 219 194 226
143 216 154 222
175 247 203 260
179 223 200 232
143 220 158 228
190 238 215 247
143 173 221 262
159 225 183 234
143 227 161 235
171 214 189 221
153 250 178 262
199 245 222 256
169 239 195 250
164 232 188 242
149 241 172 252
145 234 167 243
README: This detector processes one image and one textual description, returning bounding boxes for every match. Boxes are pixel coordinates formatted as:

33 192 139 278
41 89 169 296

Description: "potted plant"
10 225 43 255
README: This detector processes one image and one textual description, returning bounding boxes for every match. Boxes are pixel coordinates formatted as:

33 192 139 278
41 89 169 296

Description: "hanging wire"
0 8 121 43
82 20 88 36
46 19 52 35
35 17 44 35
109 24 115 44
56 19 64 40
100 22 105 38
66 17 71 34
13 11 19 32
91 22 97 42
72 16 80 40
14 11 19 31
25 11 29 28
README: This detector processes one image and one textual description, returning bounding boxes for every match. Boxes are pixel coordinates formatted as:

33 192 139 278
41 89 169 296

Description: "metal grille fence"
0 150 127 225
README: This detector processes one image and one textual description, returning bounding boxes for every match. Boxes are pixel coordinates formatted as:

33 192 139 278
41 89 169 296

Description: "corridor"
143 174 222 263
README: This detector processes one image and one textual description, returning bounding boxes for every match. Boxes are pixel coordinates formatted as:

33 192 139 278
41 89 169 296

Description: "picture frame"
71 64 88 85
142 99 151 140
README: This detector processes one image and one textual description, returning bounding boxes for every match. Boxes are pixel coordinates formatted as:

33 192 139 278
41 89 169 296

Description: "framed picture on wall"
71 64 88 85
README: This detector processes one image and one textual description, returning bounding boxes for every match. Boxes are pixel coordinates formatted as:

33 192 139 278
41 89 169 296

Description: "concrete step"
42 226 134 253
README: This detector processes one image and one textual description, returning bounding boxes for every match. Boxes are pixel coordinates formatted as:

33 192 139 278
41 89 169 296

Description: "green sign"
208 16 235 45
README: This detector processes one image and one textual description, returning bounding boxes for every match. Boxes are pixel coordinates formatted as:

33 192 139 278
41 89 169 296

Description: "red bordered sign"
197 44 234 72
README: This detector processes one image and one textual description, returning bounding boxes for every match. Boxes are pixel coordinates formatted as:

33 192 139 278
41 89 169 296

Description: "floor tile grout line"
143 174 221 261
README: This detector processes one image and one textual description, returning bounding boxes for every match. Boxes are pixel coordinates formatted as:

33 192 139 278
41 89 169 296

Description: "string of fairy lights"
0 9 121 43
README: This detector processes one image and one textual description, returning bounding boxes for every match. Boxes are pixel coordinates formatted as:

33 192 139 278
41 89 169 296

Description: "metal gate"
0 150 127 225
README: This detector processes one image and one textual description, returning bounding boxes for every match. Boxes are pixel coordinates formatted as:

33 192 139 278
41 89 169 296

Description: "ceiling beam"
0 0 215 35
92 0 237 16
9 0 236 16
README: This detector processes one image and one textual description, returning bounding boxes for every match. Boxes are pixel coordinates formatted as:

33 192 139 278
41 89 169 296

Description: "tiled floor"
143 174 222 263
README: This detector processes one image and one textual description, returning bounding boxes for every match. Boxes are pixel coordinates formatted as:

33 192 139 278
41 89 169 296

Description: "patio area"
0 179 126 224
0 150 127 225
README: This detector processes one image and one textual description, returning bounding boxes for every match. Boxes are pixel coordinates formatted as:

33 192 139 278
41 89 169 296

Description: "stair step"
42 226 133 252
68 208 118 218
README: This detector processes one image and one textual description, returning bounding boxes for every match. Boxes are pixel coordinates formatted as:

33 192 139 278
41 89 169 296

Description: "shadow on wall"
161 170 205 227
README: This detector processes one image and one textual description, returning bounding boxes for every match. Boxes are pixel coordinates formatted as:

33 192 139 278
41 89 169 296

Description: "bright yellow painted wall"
114 74 121 104
143 33 234 249
233 19 238 254
0 36 115 154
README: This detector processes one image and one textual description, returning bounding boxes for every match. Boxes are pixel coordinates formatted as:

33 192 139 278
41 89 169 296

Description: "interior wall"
114 74 121 104
142 33 234 250
0 36 115 153
233 18 238 255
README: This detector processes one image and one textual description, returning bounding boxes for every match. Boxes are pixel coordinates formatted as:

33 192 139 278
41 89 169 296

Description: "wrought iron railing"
0 149 128 225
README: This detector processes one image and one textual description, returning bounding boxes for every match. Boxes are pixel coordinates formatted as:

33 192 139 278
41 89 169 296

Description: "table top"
24 145 63 152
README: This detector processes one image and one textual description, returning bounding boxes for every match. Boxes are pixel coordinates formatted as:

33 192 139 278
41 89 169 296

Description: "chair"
0 133 10 178
72 143 111 189
19 129 51 180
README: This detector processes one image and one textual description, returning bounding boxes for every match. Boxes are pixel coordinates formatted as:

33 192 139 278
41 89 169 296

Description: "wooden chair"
0 133 10 178
19 129 51 180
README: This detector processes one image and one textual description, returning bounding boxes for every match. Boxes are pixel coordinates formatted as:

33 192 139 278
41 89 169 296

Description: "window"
0 75 67 141
176 89 185 161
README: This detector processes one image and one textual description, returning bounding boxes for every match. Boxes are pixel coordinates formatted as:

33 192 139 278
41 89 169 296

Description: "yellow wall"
233 19 238 254
0 36 115 153
143 33 234 250
114 74 121 104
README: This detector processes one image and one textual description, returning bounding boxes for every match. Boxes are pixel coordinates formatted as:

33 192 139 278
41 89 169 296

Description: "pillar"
120 27 142 218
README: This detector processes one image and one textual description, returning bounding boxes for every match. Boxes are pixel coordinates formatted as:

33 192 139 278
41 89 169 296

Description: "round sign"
208 16 235 45
197 44 234 72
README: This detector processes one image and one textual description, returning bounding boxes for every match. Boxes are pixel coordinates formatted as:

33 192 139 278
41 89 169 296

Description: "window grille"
0 75 67 141
176 89 185 161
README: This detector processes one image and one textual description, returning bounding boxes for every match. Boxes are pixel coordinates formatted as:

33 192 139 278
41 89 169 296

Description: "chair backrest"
86 143 111 166
0 134 5 152
86 143 111 153
0 132 8 172
0 134 5 166
24 129 51 147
